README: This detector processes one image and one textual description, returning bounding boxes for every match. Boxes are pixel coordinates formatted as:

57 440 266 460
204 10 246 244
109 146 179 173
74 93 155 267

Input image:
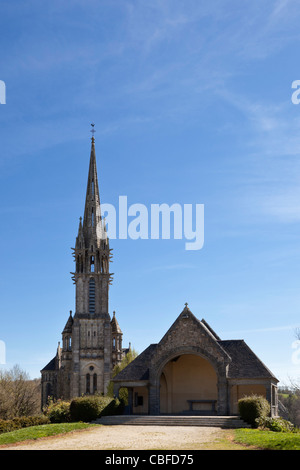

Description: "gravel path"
1 425 225 450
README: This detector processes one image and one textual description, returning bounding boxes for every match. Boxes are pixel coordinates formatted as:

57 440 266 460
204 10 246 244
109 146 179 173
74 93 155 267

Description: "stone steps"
94 415 251 428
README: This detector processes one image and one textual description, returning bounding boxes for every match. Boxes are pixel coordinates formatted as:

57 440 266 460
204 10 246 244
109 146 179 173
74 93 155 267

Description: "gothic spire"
81 130 106 248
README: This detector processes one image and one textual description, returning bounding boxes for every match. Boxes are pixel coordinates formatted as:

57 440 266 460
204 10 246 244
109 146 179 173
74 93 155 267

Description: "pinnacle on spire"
111 310 122 334
75 217 84 249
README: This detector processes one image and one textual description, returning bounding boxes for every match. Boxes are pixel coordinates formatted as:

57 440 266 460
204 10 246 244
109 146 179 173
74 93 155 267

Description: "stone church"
41 135 128 407
112 305 279 416
41 134 279 417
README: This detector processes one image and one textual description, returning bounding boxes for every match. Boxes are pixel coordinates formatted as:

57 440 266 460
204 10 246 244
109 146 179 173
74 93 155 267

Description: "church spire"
81 127 106 248
71 127 112 315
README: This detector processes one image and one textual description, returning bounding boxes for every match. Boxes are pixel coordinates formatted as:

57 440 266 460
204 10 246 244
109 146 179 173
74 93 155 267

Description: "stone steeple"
68 132 115 396
41 130 126 406
71 135 112 318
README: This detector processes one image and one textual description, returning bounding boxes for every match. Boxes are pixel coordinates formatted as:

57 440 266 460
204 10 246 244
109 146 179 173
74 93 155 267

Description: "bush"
44 399 71 423
69 396 123 422
0 415 50 434
256 416 296 433
238 395 270 427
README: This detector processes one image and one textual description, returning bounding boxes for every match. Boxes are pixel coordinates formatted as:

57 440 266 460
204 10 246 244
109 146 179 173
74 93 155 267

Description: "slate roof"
219 339 277 380
41 356 57 372
113 344 158 381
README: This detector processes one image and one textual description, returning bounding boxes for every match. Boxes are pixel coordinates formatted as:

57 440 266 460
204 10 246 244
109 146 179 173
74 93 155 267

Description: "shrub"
256 416 296 433
70 396 124 422
0 415 50 435
44 399 71 423
238 395 270 427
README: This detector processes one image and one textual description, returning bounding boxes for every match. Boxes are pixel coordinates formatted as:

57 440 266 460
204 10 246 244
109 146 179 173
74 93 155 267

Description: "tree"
106 348 138 400
0 365 41 419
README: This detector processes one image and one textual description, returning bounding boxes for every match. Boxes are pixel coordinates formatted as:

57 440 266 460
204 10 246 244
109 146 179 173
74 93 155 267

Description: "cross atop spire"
90 123 96 142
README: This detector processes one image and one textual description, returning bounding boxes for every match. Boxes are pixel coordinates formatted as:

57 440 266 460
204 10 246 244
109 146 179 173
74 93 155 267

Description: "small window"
134 393 143 407
90 256 95 273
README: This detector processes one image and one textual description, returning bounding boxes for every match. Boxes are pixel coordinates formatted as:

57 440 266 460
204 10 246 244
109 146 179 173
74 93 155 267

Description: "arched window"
86 374 90 394
89 278 95 314
93 373 97 394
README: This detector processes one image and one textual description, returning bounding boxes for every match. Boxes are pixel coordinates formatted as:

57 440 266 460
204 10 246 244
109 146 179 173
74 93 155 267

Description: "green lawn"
0 422 97 446
234 428 300 450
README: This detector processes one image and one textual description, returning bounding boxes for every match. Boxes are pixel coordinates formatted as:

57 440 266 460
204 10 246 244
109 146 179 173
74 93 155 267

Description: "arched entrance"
159 354 218 414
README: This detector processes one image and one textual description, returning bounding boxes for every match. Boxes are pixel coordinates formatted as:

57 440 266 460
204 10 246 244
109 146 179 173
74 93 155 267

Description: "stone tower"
41 134 127 407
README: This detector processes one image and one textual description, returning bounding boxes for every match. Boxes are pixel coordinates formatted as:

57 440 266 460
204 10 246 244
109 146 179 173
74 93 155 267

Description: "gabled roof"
113 305 278 383
155 304 231 361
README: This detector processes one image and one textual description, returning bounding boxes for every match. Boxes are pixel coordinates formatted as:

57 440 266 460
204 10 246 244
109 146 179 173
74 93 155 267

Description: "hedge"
69 396 124 422
238 395 270 427
0 416 50 435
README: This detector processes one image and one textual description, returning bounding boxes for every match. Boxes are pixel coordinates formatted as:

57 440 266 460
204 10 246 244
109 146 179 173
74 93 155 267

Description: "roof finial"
184 302 188 308
90 123 96 142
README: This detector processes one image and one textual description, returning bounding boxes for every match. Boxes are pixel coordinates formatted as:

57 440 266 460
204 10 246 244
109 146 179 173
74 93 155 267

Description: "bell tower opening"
89 278 95 314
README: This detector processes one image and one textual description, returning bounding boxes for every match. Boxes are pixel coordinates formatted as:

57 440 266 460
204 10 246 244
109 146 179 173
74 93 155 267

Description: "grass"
233 428 300 450
0 422 97 446
186 428 300 450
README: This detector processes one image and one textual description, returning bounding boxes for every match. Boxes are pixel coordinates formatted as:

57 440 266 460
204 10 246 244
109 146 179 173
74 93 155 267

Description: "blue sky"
1 0 300 386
